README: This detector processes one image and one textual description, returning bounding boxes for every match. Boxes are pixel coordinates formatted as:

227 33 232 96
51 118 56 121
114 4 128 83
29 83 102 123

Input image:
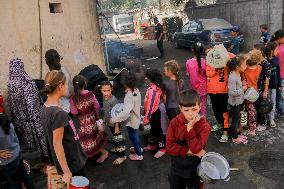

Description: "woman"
8 58 48 161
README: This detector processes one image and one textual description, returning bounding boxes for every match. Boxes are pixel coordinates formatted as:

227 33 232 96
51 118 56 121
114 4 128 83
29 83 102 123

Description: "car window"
188 22 199 32
201 19 233 30
182 23 190 32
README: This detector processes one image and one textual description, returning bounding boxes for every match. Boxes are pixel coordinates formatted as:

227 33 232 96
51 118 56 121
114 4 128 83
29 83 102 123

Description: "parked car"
172 18 244 48
112 14 134 34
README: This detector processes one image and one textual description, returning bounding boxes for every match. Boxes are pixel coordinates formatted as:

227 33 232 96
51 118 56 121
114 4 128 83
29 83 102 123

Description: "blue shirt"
0 124 20 165
260 32 271 44
230 37 240 55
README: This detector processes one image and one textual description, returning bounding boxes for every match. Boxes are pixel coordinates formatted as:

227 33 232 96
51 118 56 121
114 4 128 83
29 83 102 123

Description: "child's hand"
186 115 200 132
243 84 248 91
114 124 120 134
262 91 268 99
0 150 12 159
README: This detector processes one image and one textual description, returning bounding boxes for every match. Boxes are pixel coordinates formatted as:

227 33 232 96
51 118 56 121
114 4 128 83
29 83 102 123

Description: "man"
228 28 240 55
154 17 164 59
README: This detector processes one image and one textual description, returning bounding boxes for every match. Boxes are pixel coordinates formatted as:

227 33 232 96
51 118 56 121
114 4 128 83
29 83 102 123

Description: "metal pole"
100 0 110 74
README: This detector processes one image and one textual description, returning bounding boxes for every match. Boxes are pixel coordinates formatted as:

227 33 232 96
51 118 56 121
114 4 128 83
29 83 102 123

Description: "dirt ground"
24 33 284 189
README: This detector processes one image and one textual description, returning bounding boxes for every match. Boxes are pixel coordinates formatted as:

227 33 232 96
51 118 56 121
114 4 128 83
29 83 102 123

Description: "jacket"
144 84 162 124
111 88 141 129
166 113 211 178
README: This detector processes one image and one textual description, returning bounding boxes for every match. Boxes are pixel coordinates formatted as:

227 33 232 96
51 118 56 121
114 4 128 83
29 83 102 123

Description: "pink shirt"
186 58 207 96
277 44 284 78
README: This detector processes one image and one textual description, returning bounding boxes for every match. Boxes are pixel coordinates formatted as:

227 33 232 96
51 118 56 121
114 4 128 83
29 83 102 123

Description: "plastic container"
244 87 259 103
69 176 89 189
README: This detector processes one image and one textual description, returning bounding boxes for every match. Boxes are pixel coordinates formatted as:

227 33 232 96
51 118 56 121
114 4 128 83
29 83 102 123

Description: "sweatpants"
269 89 277 121
109 124 126 157
228 104 242 139
209 93 229 130
168 172 200 189
127 127 142 156
150 108 166 150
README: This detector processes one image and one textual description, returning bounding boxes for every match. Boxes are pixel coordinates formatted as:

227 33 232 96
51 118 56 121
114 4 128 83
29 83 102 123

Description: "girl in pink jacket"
143 69 166 158
186 43 207 116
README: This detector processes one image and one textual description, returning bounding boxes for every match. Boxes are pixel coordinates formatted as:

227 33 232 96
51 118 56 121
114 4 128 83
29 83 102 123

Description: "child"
266 42 280 127
100 81 127 165
42 71 87 186
206 60 230 142
228 28 240 55
271 30 284 116
0 113 35 189
255 48 272 131
163 60 184 121
111 72 143 161
70 75 108 162
227 55 249 144
143 69 166 158
186 42 207 117
259 24 271 45
243 49 262 136
166 89 211 189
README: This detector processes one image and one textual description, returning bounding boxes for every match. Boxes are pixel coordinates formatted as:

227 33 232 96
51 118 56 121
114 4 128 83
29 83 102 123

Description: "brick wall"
186 0 283 50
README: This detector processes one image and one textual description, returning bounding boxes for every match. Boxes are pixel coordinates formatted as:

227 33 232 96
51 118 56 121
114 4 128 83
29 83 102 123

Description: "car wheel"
174 39 180 49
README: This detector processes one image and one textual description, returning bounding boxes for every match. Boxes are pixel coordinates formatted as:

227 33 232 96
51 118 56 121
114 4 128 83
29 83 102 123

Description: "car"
172 18 244 48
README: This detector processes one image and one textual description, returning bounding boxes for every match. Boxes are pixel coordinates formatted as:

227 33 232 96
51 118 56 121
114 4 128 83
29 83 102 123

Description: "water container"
69 176 90 189
244 87 259 103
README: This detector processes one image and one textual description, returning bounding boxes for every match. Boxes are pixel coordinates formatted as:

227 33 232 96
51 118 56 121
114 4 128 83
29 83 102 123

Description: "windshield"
202 19 233 30
117 17 131 23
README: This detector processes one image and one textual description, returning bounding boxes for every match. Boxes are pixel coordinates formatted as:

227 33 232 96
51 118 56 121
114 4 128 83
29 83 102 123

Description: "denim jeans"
0 156 35 189
127 127 142 156
269 89 277 120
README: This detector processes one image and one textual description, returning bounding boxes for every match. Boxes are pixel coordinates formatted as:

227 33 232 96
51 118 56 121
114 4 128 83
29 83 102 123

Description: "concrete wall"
186 0 283 50
0 0 105 94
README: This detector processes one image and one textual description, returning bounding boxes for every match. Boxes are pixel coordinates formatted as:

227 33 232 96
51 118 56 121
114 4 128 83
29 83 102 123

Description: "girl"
186 42 207 117
100 81 127 165
143 69 166 158
163 60 184 121
206 60 230 143
243 49 262 136
110 72 143 161
70 75 108 162
255 48 272 131
227 55 248 144
0 113 35 189
42 71 87 186
266 42 280 128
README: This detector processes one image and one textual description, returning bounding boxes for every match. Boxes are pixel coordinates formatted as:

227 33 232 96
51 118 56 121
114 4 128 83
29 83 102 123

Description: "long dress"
8 58 48 158
70 90 107 157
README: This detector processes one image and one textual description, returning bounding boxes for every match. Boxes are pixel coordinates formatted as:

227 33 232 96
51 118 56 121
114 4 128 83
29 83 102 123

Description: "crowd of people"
0 25 284 189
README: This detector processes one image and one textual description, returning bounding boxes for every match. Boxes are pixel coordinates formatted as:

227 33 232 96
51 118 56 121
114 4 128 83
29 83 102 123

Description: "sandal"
143 144 157 152
247 129 256 136
129 147 143 154
219 135 228 143
129 154 143 161
154 149 166 158
211 124 221 132
256 125 267 132
113 156 127 165
270 120 277 128
96 152 109 163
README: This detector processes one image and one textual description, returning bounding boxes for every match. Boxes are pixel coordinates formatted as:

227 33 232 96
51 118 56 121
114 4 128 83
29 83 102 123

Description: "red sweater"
166 113 211 158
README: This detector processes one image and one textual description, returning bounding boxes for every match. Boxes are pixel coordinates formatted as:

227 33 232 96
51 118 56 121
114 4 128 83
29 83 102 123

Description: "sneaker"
129 154 143 161
270 120 277 128
219 135 228 143
144 124 151 131
211 124 221 132
257 125 267 132
154 149 166 159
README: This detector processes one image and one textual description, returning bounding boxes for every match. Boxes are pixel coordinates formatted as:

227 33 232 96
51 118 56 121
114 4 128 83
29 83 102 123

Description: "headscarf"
8 58 48 157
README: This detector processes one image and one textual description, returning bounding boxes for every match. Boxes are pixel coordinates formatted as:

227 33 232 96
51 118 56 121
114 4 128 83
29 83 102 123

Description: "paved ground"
23 34 284 189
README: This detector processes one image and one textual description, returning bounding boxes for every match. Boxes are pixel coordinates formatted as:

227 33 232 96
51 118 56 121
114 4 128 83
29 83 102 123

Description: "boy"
259 24 271 45
228 28 240 55
166 90 211 189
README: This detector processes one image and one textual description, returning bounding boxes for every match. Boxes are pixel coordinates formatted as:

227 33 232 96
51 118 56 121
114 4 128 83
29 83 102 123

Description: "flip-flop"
96 152 109 163
129 147 143 154
154 150 166 158
113 156 127 165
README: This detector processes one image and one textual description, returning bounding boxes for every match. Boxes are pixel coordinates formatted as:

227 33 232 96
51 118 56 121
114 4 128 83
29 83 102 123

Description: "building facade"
0 0 105 94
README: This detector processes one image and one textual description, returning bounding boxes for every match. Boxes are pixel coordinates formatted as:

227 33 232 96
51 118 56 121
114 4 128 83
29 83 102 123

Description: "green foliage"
100 0 157 12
